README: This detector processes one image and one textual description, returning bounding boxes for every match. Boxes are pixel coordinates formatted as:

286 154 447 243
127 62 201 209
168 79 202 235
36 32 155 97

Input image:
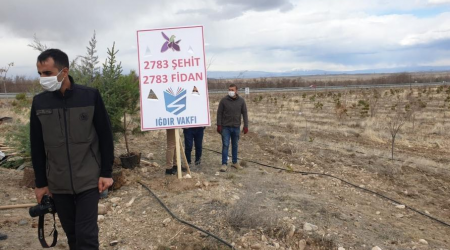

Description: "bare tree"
333 94 348 123
298 112 309 141
335 103 348 124
206 54 216 71
387 112 407 160
405 91 427 130
369 89 381 117
236 70 248 79
440 87 450 124
0 62 14 93
28 34 48 52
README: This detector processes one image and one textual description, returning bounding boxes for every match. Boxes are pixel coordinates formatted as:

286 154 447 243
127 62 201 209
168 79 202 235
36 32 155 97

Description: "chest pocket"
68 106 95 144
36 109 65 147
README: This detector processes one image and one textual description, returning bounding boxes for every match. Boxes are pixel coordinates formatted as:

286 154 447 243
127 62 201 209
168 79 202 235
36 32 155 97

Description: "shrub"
357 100 370 117
314 101 323 110
15 93 26 101
6 122 31 157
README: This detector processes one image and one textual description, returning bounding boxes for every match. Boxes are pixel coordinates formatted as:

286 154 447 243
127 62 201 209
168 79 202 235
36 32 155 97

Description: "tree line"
207 72 450 90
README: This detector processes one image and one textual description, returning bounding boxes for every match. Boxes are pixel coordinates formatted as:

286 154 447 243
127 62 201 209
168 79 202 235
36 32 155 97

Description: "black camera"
29 194 58 247
29 195 56 217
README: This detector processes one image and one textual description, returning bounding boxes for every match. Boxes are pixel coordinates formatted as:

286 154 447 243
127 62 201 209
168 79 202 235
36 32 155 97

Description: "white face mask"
228 91 236 97
40 69 65 92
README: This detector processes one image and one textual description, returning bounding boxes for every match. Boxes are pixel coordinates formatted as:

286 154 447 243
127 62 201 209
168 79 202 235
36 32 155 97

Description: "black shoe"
195 160 201 166
171 166 187 173
165 168 177 175
0 233 7 241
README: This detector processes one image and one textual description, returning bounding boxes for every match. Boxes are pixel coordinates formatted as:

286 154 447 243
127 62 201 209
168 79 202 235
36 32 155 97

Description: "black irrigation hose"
203 148 450 229
137 181 234 249
0 155 9 165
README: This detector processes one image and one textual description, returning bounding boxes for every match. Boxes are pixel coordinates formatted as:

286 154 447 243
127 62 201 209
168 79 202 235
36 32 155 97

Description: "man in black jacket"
30 49 114 250
216 84 249 172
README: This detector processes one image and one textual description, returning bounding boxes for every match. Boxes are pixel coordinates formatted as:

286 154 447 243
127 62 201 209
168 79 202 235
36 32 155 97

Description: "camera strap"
38 213 58 248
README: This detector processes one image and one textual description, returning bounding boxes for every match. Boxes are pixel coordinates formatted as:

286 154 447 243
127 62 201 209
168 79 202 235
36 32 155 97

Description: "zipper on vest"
57 109 64 137
46 151 50 177
63 98 76 194
90 145 101 168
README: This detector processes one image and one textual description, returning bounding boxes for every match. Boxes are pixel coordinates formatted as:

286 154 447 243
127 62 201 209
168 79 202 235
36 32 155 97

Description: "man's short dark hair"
229 83 238 89
37 49 70 70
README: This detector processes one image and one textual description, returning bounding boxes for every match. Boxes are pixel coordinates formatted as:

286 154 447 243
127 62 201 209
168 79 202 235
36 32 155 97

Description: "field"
1 85 450 250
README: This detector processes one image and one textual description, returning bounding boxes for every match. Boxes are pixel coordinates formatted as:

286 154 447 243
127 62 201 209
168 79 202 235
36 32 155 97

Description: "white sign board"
245 87 250 95
137 26 210 131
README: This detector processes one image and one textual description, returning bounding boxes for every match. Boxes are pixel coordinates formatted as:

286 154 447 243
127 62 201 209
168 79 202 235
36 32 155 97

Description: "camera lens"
29 206 39 217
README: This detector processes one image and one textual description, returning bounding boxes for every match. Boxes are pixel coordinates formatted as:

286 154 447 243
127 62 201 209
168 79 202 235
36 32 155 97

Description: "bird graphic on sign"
161 32 181 52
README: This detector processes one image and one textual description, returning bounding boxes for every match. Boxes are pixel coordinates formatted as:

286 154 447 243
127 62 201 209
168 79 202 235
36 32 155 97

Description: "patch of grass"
226 194 281 233
305 234 337 249
225 173 236 180
209 197 231 207
276 195 292 202
286 163 294 173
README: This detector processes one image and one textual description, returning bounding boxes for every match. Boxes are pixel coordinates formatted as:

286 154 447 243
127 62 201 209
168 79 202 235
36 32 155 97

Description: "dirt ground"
1 86 450 250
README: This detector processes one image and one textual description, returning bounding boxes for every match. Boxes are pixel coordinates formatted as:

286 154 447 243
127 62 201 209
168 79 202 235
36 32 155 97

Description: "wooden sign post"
178 130 191 176
175 129 182 179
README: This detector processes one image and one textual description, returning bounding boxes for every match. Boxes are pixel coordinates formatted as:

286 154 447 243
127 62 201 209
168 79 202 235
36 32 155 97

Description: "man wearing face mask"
216 84 249 172
30 49 114 249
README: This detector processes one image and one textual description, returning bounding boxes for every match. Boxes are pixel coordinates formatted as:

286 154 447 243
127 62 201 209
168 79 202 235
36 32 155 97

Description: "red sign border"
136 25 211 131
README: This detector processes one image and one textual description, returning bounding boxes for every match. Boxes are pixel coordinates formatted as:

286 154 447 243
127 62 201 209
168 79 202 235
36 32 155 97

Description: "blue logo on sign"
164 87 187 115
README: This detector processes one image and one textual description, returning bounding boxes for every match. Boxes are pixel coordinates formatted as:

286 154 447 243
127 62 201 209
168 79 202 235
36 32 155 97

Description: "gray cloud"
177 0 294 20
0 0 167 44
220 0 294 12
1 0 450 77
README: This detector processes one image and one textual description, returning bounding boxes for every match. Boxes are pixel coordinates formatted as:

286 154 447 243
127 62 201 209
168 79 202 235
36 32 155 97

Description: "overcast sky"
1 0 450 78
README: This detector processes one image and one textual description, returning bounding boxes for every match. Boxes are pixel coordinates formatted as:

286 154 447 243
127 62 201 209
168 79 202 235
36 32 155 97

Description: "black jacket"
30 76 114 194
217 95 249 128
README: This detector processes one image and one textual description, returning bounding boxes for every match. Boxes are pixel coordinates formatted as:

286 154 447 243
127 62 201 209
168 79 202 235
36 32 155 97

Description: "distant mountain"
207 66 450 79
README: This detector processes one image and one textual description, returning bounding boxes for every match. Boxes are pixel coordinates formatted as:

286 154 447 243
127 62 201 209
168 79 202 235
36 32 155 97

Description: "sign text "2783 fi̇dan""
142 56 203 84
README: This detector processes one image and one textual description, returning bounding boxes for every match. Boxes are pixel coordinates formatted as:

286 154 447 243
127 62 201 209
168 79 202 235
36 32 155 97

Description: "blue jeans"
183 127 205 164
221 126 240 165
